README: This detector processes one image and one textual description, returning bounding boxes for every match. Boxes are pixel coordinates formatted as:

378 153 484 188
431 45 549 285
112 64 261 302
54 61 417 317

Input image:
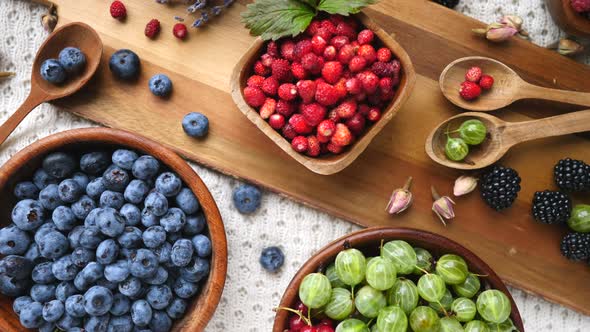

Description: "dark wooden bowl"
273 227 524 331
0 128 227 331
546 0 590 38
230 12 416 175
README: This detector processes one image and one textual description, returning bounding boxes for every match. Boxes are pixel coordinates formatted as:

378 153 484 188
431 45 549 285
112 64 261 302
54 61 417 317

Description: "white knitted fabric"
1 0 589 331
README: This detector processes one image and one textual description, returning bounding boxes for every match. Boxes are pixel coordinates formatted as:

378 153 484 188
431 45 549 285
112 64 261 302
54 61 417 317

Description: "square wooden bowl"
231 12 416 175
546 0 590 37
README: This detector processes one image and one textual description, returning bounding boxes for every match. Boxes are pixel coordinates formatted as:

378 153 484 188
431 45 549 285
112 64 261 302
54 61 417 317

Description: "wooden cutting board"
44 0 590 316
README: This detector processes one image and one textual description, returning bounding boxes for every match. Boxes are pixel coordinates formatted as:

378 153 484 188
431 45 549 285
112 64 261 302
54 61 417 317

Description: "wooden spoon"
425 110 590 170
0 22 102 146
440 56 590 112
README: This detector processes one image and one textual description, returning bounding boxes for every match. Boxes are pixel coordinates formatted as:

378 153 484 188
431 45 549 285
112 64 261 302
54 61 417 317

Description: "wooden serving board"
43 0 590 316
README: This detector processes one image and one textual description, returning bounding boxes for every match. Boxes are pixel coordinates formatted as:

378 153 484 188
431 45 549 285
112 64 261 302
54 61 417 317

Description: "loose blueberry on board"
182 112 209 138
58 47 87 74
148 74 173 97
109 49 141 80
259 246 285 273
40 59 66 84
232 184 262 214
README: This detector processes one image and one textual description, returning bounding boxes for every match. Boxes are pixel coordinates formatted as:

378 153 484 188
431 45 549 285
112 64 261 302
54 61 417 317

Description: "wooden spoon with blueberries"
440 56 590 112
0 22 102 147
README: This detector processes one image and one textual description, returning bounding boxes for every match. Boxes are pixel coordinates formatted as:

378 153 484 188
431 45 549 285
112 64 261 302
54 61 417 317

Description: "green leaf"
317 0 378 15
241 0 316 41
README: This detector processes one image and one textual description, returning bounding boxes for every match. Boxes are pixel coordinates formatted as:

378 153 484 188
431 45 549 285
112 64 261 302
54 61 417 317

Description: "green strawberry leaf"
317 0 378 15
241 0 316 41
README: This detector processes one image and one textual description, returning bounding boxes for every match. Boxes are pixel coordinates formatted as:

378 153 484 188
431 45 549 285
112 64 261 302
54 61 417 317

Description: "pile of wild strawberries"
459 66 494 101
242 15 402 157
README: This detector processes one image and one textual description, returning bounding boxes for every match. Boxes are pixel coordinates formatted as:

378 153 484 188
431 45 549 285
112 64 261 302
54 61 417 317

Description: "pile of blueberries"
0 149 212 331
40 47 86 85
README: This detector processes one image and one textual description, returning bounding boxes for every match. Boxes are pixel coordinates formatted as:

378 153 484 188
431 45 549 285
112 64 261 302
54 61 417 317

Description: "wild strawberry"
294 40 313 61
355 92 367 102
346 113 366 136
331 123 353 146
278 83 298 101
269 114 285 130
358 104 370 116
306 136 321 157
321 61 343 84
335 99 357 119
379 77 394 94
267 41 279 57
301 53 322 74
360 71 379 94
312 35 328 55
296 80 317 104
243 87 266 108
336 22 357 40
291 136 309 153
345 78 362 95
323 46 337 61
358 45 377 64
259 98 276 119
367 107 382 122
262 77 279 95
247 75 265 88
371 62 393 77
349 56 367 73
306 20 322 36
376 48 392 63
338 44 356 64
291 62 307 80
465 66 483 83
254 61 270 76
282 124 297 140
289 114 313 134
459 81 482 100
479 75 494 90
145 19 161 39
272 59 291 82
327 142 344 154
317 120 336 139
315 82 340 106
328 109 341 123
330 36 350 50
110 1 126 20
261 54 274 67
301 103 327 127
334 78 348 98
357 29 374 45
173 23 188 40
321 19 337 34
276 100 295 117
391 60 401 76
281 41 296 61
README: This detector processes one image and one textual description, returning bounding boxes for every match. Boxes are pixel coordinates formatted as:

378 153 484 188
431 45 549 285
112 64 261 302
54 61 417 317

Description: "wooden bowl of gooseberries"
545 0 590 37
0 128 227 331
273 227 524 331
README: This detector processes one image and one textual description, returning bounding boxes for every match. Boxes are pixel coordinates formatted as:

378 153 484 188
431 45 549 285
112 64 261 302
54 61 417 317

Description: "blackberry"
560 232 590 261
480 165 521 211
531 190 572 225
432 0 460 8
554 158 590 192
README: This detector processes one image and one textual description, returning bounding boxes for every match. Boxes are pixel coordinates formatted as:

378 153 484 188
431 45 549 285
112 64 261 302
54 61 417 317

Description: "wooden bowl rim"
560 0 590 34
546 0 590 36
230 12 416 175
0 127 227 332
272 226 525 331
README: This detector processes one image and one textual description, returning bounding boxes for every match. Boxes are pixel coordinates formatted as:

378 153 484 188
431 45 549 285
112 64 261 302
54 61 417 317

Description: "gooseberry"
335 318 370 332
429 288 453 315
413 247 434 275
382 240 417 275
386 278 419 315
445 137 469 161
464 320 491 332
366 256 397 291
298 273 332 309
476 290 511 324
354 285 387 318
436 254 469 285
326 263 347 289
376 305 408 332
439 317 464 332
409 306 441 332
451 297 477 322
324 288 355 321
453 273 481 298
335 248 367 286
459 119 487 145
417 273 446 303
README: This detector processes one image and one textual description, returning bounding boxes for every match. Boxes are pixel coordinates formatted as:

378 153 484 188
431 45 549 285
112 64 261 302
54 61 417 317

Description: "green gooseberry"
476 290 512 324
409 306 440 332
382 240 417 275
451 297 477 322
486 318 518 332
464 320 491 332
386 278 419 315
445 137 469 162
453 273 481 298
417 273 446 303
335 318 370 332
376 306 408 332
459 119 487 145
324 288 355 321
366 256 397 291
567 204 590 233
439 317 464 332
298 273 332 309
354 285 387 318
335 248 367 286
326 263 347 289
429 288 453 315
370 324 380 332
436 254 469 285
413 247 434 275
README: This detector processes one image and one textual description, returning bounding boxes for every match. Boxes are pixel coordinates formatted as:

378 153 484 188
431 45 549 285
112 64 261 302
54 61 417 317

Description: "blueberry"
123 179 149 204
80 152 111 175
19 301 44 328
172 277 198 299
11 199 45 230
57 179 83 203
39 321 56 332
97 278 119 291
42 299 65 322
55 281 78 302
71 195 96 220
167 231 182 244
103 166 130 192
130 249 158 278
0 255 33 280
191 234 212 258
0 274 29 296
43 152 76 179
25 243 42 263
33 169 58 190
148 74 173 97
80 226 104 249
119 248 137 260
142 226 167 248
109 49 141 80
170 239 193 267
40 59 66 84
35 222 57 243
104 260 130 283
112 149 139 170
65 294 86 317
182 112 209 138
39 184 64 211
166 297 187 319
72 172 90 189
117 226 143 249
108 314 133 332
232 184 262 214
183 213 206 236
119 277 143 298
68 226 85 249
58 47 86 74
32 261 56 284
260 246 284 273
149 310 172 332
84 314 110 332
144 192 168 216
85 208 101 227
31 283 56 302
84 286 114 316
110 293 131 316
52 205 76 231
38 231 69 259
180 257 210 283
131 156 159 180
0 225 31 255
120 203 141 226
155 172 182 197
56 314 82 330
52 255 80 281
13 295 33 315
160 207 186 233
153 242 172 265
74 262 104 290
14 181 40 200
96 239 119 265
145 284 173 310
96 207 126 237
131 299 152 327
141 208 160 228
100 190 125 209
144 266 168 285
87 177 107 199
175 187 200 215
71 247 95 268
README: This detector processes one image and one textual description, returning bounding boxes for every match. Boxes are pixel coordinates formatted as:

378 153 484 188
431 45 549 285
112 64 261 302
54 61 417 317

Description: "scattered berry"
479 75 494 90
480 165 521 211
144 19 161 39
459 81 482 101
531 190 572 225
560 232 590 261
465 66 483 83
260 247 284 273
173 23 188 40
110 1 127 20
148 74 173 97
232 184 262 214
554 158 590 192
182 112 209 138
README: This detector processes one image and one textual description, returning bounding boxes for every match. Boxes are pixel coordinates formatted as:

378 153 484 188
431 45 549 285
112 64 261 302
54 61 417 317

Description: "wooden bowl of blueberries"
0 127 227 331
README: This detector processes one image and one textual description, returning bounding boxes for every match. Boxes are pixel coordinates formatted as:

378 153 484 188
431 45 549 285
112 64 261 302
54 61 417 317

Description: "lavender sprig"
192 0 234 28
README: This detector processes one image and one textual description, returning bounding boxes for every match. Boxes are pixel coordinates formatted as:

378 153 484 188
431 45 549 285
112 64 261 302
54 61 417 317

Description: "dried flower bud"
42 13 58 32
557 39 584 56
486 26 518 42
431 186 456 226
473 15 528 42
501 15 523 30
386 177 413 215
453 176 478 197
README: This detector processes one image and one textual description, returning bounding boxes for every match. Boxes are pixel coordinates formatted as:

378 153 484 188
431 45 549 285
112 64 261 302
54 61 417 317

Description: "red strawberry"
376 48 392 63
267 41 279 57
306 136 321 157
294 40 313 61
357 29 374 45
244 87 266 108
354 92 367 103
346 113 366 136
306 20 322 36
459 81 482 100
261 53 274 67
315 82 340 106
296 80 317 104
301 103 327 127
358 104 370 116
371 62 393 77
282 124 297 140
320 19 337 34
268 114 285 130
276 100 295 117
331 123 353 146
328 109 341 123
173 23 188 40
367 107 382 122
335 99 357 119
301 53 322 75
323 46 337 61
358 45 377 64
262 77 279 96
321 61 344 84
110 1 127 19
379 77 394 94
145 19 161 39
291 62 307 80
317 120 336 139
360 71 379 94
336 22 357 40
345 78 362 95
380 89 396 102
278 84 298 101
338 44 356 64
479 75 494 90
254 61 270 76
327 142 344 154
247 75 265 88
315 27 334 42
271 59 291 82
259 98 276 119
334 78 348 98
280 41 296 61
312 35 328 55
349 56 367 73
291 136 309 153
289 114 313 134
465 66 483 83
330 36 350 50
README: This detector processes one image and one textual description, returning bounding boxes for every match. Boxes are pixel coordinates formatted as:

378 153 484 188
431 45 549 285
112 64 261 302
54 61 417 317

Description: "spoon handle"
505 109 590 144
0 93 46 147
521 83 590 107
